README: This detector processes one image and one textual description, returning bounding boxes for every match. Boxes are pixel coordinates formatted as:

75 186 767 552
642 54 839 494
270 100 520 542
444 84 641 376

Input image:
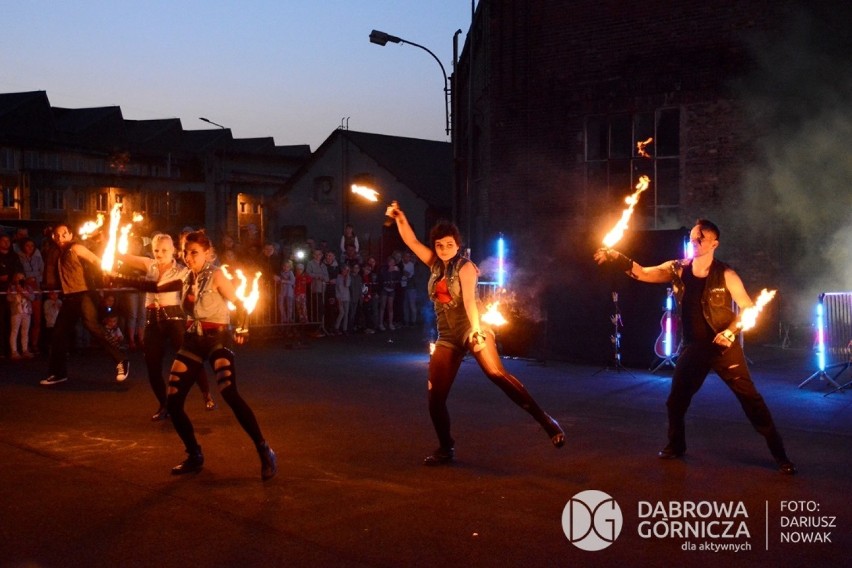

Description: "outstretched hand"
593 248 613 265
594 248 633 273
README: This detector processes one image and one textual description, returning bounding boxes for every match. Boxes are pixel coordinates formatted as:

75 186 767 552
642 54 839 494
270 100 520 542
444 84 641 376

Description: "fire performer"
115 233 217 421
387 203 565 465
168 231 276 479
40 225 130 386
594 219 796 474
119 231 277 480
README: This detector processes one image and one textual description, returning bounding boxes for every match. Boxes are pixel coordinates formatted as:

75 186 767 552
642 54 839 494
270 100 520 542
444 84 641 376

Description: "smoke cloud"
735 4 852 324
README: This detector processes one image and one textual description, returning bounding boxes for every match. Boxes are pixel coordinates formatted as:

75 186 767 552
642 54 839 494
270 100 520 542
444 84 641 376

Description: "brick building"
452 1 852 362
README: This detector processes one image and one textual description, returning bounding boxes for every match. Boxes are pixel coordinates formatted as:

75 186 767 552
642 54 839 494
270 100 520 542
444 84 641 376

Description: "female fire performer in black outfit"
118 233 216 421
387 202 565 465
117 231 277 480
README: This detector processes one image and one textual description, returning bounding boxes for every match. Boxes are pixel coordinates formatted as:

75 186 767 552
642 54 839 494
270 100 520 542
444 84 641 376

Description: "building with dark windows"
0 91 310 244
452 1 851 362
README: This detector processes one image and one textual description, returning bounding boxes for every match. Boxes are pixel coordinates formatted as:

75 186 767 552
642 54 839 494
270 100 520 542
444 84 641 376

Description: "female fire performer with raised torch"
387 202 565 465
594 219 796 474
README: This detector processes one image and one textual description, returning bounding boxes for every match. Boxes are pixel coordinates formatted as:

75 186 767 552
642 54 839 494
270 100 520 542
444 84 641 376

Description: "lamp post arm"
398 39 451 136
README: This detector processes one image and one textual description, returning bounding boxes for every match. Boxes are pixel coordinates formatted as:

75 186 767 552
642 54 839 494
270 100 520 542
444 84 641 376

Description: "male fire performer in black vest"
594 219 796 474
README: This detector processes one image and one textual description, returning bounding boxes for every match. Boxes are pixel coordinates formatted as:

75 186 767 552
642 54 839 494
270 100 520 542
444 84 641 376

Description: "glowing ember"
636 137 654 158
737 289 777 331
100 203 123 271
602 175 650 248
79 213 105 240
351 184 380 202
481 302 508 327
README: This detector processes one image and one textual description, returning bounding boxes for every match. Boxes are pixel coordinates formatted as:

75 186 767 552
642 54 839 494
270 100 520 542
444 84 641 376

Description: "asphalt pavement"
1 326 850 568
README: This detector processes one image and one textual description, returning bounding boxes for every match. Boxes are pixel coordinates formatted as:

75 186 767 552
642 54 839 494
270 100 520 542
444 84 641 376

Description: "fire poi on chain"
602 175 651 248
737 289 777 332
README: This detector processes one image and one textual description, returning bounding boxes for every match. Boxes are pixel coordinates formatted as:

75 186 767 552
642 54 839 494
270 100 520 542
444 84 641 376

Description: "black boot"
171 447 204 475
423 446 455 466
258 442 278 481
542 415 565 448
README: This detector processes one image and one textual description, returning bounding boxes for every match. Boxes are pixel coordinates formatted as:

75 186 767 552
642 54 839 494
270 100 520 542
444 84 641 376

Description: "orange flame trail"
100 203 123 271
351 184 380 202
602 175 650 248
737 289 777 331
79 213 105 240
636 137 653 158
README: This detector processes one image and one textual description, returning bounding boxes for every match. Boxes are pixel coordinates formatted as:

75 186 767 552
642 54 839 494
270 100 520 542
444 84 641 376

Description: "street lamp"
199 116 226 129
369 29 451 136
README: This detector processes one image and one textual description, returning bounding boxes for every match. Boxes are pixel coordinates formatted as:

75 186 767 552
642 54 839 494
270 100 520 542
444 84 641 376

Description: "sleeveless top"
145 260 188 307
428 255 480 351
183 263 230 325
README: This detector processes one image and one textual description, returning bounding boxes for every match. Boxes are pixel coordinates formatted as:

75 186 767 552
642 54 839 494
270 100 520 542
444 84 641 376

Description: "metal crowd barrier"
799 291 852 394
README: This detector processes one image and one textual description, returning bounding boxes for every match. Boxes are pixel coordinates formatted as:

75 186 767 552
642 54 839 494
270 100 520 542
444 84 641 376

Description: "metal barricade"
246 279 325 335
799 292 852 393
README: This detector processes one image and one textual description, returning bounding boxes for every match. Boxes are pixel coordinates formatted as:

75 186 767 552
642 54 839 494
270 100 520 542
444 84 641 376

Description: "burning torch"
220 265 262 338
350 183 397 227
715 289 777 352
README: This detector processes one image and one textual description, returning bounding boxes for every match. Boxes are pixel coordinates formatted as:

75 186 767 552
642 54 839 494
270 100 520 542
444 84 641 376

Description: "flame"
636 137 654 158
602 175 650 248
221 265 262 314
737 289 777 331
429 342 436 355
481 302 508 327
79 213 105 240
117 224 133 254
100 203 123 271
351 184 380 202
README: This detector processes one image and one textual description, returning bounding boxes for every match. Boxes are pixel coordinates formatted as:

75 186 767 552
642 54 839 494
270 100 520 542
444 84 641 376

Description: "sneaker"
22 351 35 358
10 352 21 360
116 360 130 382
40 375 68 386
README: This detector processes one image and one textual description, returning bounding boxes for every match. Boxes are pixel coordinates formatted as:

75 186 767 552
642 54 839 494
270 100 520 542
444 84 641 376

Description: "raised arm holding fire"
387 202 565 466
594 219 796 474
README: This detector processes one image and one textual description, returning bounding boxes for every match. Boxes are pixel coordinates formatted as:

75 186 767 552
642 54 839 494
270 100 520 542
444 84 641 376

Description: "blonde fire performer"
116 231 277 480
594 219 796 474
387 203 565 465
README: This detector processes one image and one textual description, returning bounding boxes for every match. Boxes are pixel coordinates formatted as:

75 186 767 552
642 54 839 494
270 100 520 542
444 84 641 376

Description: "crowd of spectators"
0 222 428 361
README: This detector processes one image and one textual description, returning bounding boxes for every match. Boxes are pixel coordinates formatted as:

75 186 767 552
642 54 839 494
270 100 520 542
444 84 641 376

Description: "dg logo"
562 490 624 551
